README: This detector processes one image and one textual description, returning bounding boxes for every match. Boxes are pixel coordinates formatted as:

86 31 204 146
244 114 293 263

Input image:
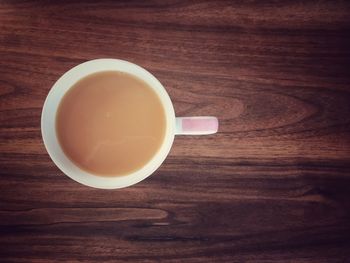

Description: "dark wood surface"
1 1 350 262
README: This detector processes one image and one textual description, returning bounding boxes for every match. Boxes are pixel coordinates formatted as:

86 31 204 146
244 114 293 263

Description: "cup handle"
175 116 218 135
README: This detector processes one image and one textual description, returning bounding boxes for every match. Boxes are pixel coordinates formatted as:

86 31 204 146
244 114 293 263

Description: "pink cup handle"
175 117 218 135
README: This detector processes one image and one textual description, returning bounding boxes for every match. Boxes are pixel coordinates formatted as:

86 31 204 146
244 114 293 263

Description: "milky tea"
56 71 166 177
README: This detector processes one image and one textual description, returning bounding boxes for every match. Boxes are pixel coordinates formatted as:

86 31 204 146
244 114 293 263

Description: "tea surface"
56 71 166 176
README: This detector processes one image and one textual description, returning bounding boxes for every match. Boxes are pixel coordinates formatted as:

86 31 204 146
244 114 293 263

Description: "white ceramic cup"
41 59 218 189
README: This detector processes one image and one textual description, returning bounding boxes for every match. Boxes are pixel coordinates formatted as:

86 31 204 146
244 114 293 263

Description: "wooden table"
1 1 350 262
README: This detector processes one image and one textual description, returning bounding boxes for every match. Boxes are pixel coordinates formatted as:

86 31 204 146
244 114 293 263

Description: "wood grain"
1 0 350 262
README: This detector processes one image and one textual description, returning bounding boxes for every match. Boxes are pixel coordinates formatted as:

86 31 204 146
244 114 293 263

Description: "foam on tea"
56 71 166 176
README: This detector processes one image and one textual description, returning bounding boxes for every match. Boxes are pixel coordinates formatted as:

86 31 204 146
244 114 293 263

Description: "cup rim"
41 59 175 189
